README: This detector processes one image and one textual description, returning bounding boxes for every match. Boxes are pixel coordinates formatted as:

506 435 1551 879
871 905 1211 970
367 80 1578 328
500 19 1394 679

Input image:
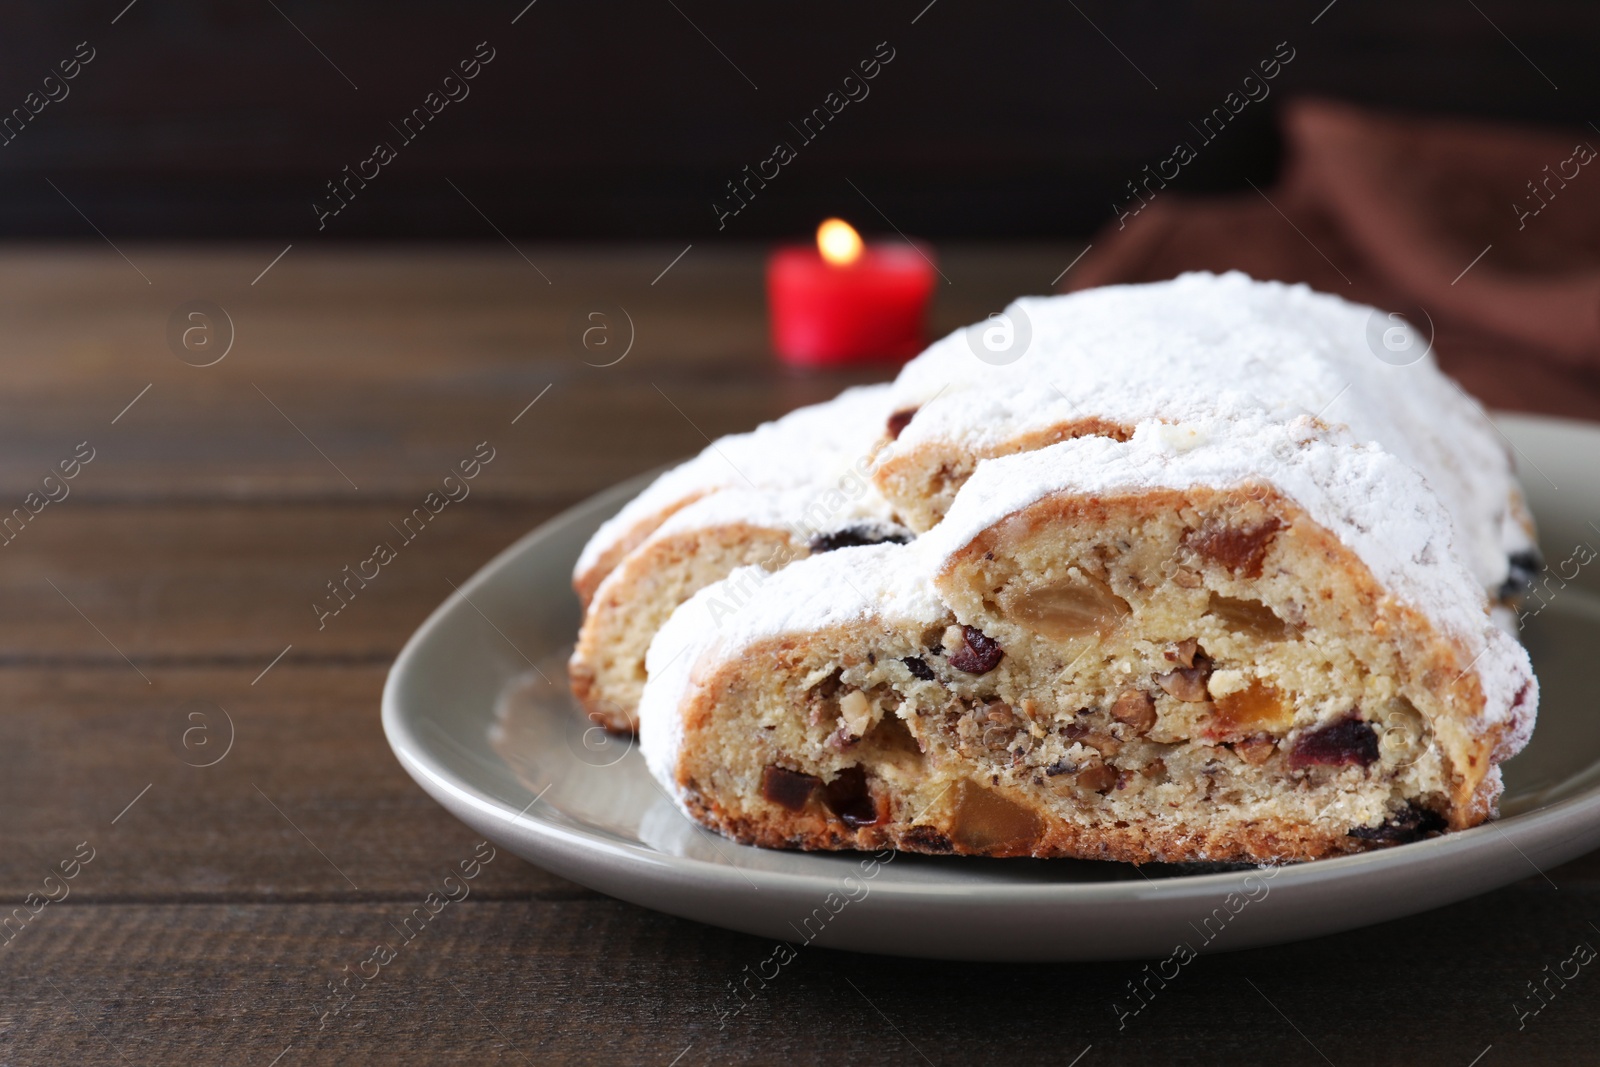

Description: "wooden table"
4 244 1599 1066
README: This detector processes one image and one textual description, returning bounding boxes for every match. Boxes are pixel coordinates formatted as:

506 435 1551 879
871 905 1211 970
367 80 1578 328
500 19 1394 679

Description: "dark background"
1 0 1596 241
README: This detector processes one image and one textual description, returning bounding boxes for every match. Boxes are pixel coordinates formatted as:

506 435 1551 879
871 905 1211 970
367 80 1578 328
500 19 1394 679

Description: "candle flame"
817 218 863 266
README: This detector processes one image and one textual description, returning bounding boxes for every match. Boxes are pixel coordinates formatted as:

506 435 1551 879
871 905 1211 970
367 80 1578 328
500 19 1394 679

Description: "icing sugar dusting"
885 272 1529 592
575 383 894 581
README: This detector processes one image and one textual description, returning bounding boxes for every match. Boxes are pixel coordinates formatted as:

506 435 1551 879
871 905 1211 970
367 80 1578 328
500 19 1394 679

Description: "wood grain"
5 245 1600 1066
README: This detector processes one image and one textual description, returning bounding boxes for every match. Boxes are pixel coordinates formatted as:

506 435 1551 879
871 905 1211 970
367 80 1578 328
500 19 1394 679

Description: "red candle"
768 218 936 367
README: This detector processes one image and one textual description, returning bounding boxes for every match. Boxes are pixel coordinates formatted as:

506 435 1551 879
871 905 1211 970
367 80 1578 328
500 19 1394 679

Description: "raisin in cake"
640 415 1536 864
570 485 910 732
572 383 894 608
872 272 1536 602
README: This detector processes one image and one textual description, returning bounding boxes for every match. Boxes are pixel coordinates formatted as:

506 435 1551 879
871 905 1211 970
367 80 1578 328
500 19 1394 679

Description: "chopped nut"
1155 646 1213 702
1170 566 1204 589
1075 760 1118 794
1110 688 1157 733
984 701 1015 725
1085 731 1124 757
838 690 874 737
1165 638 1201 668
1233 736 1277 765
1141 757 1167 780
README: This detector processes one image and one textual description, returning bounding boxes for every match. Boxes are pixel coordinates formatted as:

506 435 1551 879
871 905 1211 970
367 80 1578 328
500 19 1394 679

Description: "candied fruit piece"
946 625 1004 674
949 780 1042 851
1000 573 1130 641
1212 681 1292 735
902 656 936 681
1186 517 1284 578
1288 715 1379 768
1206 593 1292 640
1110 689 1157 733
823 766 880 826
760 766 821 811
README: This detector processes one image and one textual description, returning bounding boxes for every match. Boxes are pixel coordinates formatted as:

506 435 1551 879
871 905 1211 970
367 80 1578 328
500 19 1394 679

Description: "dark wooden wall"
0 0 1596 239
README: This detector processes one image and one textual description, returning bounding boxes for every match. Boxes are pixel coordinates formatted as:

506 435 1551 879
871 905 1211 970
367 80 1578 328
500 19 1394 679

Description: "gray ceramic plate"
383 413 1600 961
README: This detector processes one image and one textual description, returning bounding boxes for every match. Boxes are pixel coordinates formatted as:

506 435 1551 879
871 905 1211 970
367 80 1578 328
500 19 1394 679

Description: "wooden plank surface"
6 244 1600 1066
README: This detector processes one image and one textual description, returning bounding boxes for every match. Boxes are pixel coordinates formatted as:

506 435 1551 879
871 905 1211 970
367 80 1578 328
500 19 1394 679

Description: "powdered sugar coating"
921 416 1536 758
884 272 1530 592
640 544 945 789
574 383 894 583
639 475 899 552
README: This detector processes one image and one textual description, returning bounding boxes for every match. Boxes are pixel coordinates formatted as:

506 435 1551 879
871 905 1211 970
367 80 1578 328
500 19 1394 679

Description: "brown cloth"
1065 98 1600 419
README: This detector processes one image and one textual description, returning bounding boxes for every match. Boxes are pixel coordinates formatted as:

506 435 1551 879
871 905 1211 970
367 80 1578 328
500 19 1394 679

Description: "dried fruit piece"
1000 572 1130 641
1186 517 1284 578
1232 735 1277 765
886 407 918 439
1288 715 1379 769
1212 681 1292 735
945 625 1004 674
1206 593 1292 640
949 779 1042 850
808 522 913 554
823 766 880 826
1348 804 1447 844
761 766 821 811
1110 688 1157 733
902 656 935 681
1498 549 1543 601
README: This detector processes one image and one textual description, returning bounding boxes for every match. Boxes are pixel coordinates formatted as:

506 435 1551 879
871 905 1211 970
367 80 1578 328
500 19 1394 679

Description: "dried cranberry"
886 408 919 439
1348 804 1447 844
902 656 935 681
760 766 821 811
823 766 879 827
1288 715 1379 769
947 625 1004 674
808 522 913 554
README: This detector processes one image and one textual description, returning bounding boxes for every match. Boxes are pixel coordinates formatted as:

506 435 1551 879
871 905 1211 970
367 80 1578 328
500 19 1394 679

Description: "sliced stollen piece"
641 416 1536 864
572 383 893 608
569 483 910 732
873 272 1537 600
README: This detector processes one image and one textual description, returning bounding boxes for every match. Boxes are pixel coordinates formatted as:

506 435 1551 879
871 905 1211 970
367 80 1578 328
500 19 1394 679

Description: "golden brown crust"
675 774 1434 865
572 490 712 610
